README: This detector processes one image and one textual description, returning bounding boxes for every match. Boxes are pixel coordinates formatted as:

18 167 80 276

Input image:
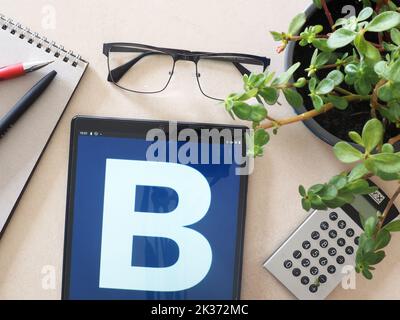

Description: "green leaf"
313 0 322 9
237 88 258 101
327 29 357 49
327 70 344 86
309 194 327 210
363 251 385 265
354 33 381 62
362 119 384 153
388 59 400 83
308 77 317 92
378 82 394 102
315 52 332 67
254 129 270 146
249 104 268 122
391 28 400 46
299 185 306 197
302 198 312 211
316 78 335 95
310 49 318 66
348 163 370 182
366 11 400 32
329 175 347 190
311 94 324 110
232 102 251 120
354 78 372 96
369 153 400 173
375 229 391 250
270 31 283 41
384 220 400 232
312 39 333 52
362 268 373 280
349 131 363 145
259 87 279 105
288 13 307 35
382 143 395 153
374 61 389 79
320 184 338 201
283 88 304 108
342 179 371 194
294 77 307 88
364 216 378 237
328 95 349 110
333 142 364 163
358 7 373 22
272 62 301 85
309 184 324 194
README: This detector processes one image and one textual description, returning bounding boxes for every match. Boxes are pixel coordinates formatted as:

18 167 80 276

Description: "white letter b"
99 159 212 292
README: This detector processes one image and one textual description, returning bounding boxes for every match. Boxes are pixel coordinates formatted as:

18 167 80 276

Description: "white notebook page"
0 16 88 234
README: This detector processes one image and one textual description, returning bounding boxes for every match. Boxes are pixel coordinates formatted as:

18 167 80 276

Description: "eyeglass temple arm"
107 52 159 83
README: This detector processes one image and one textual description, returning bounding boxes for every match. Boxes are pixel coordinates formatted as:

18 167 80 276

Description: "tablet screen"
63 118 248 300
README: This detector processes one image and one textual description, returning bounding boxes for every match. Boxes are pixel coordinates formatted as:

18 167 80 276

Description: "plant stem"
334 87 354 96
288 35 328 41
371 79 387 118
389 135 400 145
377 183 400 231
321 0 334 29
261 103 334 129
260 95 370 130
318 63 339 70
376 0 390 13
265 115 279 122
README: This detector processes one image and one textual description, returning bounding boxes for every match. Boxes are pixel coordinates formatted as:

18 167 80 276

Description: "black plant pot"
285 0 400 150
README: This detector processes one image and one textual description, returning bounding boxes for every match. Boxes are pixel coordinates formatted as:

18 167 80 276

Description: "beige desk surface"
1 0 400 300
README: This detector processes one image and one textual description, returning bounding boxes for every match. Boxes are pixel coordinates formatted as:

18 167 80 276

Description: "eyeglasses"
103 43 270 101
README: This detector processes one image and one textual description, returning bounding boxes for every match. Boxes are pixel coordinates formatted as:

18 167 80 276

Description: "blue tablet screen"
67 130 245 299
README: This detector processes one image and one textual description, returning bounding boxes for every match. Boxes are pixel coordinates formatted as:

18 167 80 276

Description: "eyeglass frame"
103 42 271 101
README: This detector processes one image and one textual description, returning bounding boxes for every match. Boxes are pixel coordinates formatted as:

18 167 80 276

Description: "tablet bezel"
62 116 249 300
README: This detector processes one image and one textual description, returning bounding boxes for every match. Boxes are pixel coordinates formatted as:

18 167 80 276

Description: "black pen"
0 70 57 137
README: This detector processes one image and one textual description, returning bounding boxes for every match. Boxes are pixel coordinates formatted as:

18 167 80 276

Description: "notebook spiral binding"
0 13 86 67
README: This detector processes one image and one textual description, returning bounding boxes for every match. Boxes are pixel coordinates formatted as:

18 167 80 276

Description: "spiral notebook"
0 13 88 236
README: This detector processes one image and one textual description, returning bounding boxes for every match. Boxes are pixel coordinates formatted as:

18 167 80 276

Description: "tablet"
62 116 249 300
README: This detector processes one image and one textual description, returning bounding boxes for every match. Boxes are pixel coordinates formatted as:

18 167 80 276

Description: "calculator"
263 183 399 300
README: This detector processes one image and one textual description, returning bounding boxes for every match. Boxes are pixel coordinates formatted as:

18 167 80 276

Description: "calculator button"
354 236 360 245
284 260 293 269
319 257 328 266
310 267 319 275
302 259 311 268
320 239 329 248
336 255 345 264
328 265 336 274
292 268 301 277
328 247 337 256
338 220 346 229
301 276 310 285
311 231 320 240
345 246 354 255
293 250 302 259
328 230 338 239
329 212 338 221
318 275 327 284
311 249 320 258
337 238 346 247
302 241 311 250
346 228 355 237
309 284 319 293
320 221 329 230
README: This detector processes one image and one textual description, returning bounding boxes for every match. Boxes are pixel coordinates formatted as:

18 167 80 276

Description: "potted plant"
224 0 400 280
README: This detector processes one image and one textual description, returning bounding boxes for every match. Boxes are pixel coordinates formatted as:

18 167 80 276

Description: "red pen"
0 60 54 81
